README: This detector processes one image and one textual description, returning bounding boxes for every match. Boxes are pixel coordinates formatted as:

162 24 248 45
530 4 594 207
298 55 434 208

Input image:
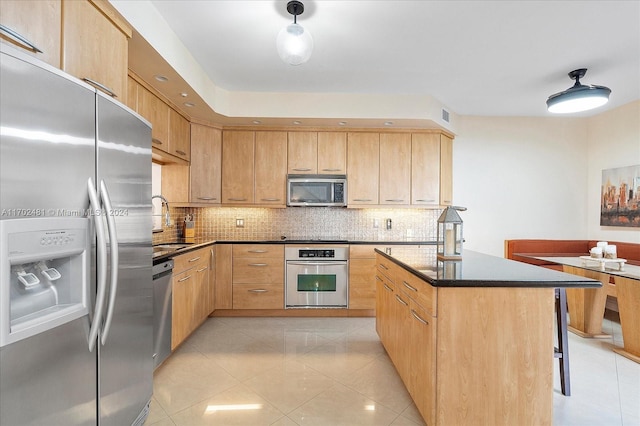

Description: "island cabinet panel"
317 132 347 174
255 131 287 206
190 124 222 204
61 0 130 100
222 130 255 204
349 245 382 310
411 133 440 206
288 131 318 174
379 133 411 205
0 0 61 67
231 244 284 309
439 134 454 205
408 300 436 426
347 132 380 205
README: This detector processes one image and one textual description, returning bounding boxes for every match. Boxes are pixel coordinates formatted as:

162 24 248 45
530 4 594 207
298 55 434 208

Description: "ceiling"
125 1 640 128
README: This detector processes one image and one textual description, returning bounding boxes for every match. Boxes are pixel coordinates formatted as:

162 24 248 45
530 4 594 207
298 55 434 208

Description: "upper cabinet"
61 0 131 100
190 124 222 204
168 108 190 161
0 0 61 67
347 132 380 205
439 134 453 206
411 134 440 206
222 130 255 205
379 133 411 205
137 85 170 149
287 131 346 175
255 132 287 206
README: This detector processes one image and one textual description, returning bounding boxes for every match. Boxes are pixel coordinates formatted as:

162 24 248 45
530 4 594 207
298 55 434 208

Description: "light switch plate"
236 218 244 228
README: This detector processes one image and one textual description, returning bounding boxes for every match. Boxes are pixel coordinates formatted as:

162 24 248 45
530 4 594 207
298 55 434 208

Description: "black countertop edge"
375 248 602 289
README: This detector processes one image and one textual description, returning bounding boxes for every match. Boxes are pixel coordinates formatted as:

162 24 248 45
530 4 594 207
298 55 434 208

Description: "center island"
374 247 600 426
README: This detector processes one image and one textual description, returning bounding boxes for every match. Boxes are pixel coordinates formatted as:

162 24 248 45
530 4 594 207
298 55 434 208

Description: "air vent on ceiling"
441 109 450 123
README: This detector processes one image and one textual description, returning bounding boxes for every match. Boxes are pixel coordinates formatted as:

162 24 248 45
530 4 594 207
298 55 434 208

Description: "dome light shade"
277 23 313 66
277 1 313 66
546 69 611 114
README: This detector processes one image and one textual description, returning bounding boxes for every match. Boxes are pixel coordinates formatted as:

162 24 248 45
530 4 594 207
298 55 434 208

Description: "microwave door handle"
87 178 107 352
287 261 347 266
99 180 118 346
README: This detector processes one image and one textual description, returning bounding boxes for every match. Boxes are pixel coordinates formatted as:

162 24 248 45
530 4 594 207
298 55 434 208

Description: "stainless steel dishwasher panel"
152 259 173 369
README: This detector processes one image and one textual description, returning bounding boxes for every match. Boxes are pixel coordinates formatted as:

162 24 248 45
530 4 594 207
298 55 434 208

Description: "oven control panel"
299 249 335 258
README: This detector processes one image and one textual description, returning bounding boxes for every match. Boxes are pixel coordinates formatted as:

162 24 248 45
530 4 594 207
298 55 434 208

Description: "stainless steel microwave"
287 175 347 207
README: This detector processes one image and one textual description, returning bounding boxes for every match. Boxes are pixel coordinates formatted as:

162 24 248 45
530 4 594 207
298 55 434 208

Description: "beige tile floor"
146 313 639 426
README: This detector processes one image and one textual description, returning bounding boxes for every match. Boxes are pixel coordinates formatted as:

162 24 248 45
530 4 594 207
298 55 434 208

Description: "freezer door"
96 94 153 426
0 46 97 425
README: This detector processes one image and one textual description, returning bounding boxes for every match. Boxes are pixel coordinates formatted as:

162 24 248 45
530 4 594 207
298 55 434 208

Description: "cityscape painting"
601 164 640 227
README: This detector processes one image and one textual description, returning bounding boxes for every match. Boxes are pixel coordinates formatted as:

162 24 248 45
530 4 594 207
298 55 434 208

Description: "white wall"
453 116 589 256
586 100 640 244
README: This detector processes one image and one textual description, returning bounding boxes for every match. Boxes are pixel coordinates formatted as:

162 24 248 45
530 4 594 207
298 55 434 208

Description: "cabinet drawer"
350 245 381 259
376 254 396 281
233 283 284 309
174 247 209 274
233 259 284 284
397 268 437 317
233 244 284 258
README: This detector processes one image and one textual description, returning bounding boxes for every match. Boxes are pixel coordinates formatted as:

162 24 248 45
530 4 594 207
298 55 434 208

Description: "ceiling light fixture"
154 75 168 82
276 1 313 66
546 68 611 114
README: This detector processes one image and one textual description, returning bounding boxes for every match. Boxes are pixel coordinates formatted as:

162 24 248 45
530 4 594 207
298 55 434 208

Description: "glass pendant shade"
546 69 611 114
277 23 313 66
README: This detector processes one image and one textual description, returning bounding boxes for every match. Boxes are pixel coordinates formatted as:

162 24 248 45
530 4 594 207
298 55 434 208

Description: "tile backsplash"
153 207 441 244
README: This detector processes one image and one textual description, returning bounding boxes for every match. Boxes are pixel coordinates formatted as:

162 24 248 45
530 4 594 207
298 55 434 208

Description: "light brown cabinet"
255 131 287 205
231 245 284 309
411 133 440 206
288 131 317 174
172 247 211 349
222 130 255 204
379 133 411 205
347 132 380 205
125 75 139 111
190 124 222 204
61 0 130 100
349 245 381 310
317 132 347 174
440 134 454 205
0 0 61 67
214 244 233 310
138 86 170 150
168 108 190 161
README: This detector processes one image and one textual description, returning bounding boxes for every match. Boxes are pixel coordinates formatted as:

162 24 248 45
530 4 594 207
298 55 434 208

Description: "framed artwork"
600 164 640 227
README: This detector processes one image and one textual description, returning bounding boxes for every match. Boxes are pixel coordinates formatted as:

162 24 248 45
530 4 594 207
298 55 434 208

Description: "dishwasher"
152 259 173 370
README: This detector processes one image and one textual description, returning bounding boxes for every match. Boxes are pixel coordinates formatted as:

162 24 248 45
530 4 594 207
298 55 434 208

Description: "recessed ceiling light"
180 92 188 97
338 121 347 126
252 120 262 125
384 121 394 126
292 120 302 125
154 75 168 82
183 102 195 108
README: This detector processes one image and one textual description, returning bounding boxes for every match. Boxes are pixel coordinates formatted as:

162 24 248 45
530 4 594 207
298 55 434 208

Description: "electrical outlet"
406 229 414 238
373 218 379 228
235 218 244 228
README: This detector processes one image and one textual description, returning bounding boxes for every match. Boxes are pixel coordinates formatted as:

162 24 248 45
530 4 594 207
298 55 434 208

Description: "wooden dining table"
520 254 640 364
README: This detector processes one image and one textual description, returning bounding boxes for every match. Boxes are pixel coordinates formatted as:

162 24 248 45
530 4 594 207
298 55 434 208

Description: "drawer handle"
403 281 418 292
379 264 389 270
411 309 429 325
395 294 408 306
197 197 217 201
415 199 435 203
152 138 163 146
227 198 247 201
385 199 404 202
321 168 342 172
383 283 393 292
443 200 452 203
178 275 192 282
175 150 187 156
375 276 383 282
82 78 116 98
188 256 201 263
293 168 312 171
353 198 372 202
248 263 268 267
196 266 208 273
260 198 281 202
248 250 267 253
248 289 268 293
0 24 43 53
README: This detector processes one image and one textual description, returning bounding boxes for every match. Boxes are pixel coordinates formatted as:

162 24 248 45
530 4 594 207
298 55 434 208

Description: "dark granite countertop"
375 247 602 288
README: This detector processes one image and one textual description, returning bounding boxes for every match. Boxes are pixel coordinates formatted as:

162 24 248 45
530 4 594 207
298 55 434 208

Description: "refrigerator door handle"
87 178 107 352
100 180 119 346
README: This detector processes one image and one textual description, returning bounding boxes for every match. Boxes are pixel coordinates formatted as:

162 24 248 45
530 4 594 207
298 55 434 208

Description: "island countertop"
375 247 602 288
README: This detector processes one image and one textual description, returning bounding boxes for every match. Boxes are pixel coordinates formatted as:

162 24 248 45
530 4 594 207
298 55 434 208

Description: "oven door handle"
287 261 347 266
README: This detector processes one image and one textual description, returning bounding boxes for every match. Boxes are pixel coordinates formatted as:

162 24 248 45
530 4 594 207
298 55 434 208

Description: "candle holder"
437 206 465 260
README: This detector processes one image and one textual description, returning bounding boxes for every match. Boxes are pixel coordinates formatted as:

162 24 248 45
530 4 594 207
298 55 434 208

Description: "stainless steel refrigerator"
0 44 153 425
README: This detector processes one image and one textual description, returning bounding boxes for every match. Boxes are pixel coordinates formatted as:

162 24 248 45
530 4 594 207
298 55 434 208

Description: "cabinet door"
317 132 346 174
125 76 138 111
190 124 221 204
193 261 210 326
376 273 394 342
207 247 215 315
255 131 287 205
411 134 440 206
171 270 193 350
379 133 411 205
393 290 412 384
0 0 61 67
222 131 254 204
288 131 317 174
215 244 233 309
61 0 129 99
440 134 454 205
138 86 170 150
409 300 436 426
168 108 190 161
347 132 379 205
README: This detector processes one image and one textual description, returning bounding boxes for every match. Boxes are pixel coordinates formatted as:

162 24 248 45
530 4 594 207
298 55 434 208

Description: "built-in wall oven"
285 245 349 308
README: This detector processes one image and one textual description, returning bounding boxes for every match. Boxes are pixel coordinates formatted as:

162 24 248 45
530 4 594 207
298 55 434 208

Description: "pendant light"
277 1 313 66
546 68 611 114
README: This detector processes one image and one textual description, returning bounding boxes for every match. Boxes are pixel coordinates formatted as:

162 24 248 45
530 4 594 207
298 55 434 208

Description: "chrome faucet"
152 195 171 227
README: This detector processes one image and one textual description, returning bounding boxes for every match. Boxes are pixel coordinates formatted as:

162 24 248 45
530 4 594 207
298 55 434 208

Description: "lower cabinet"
171 247 211 350
231 244 284 309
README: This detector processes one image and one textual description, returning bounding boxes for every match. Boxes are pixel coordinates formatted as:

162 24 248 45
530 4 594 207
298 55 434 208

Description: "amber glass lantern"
437 206 465 260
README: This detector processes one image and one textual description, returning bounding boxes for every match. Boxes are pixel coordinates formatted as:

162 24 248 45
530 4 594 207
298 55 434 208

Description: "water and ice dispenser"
0 218 89 347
